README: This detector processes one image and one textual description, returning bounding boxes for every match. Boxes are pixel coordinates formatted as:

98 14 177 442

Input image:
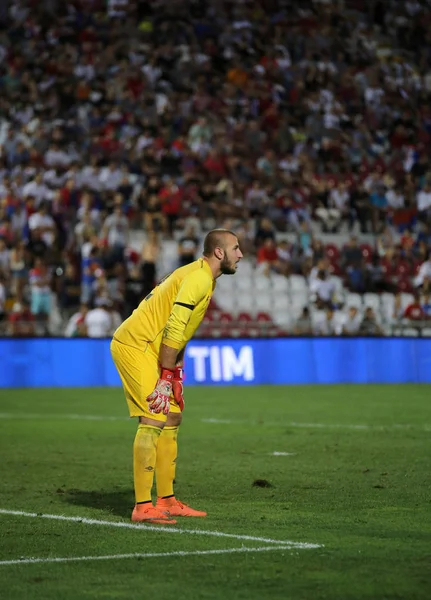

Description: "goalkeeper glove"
146 367 174 415
172 366 184 412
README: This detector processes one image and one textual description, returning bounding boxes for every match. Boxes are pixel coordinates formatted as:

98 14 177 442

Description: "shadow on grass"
60 488 134 518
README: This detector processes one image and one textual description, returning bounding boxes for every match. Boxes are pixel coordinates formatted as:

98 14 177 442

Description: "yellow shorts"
110 338 181 421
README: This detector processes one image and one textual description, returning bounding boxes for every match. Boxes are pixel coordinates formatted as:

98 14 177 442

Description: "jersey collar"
200 257 215 280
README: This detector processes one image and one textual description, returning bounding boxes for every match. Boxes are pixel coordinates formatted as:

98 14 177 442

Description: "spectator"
7 300 36 337
257 238 279 277
313 308 338 336
340 306 362 336
0 275 6 334
140 231 159 299
421 293 431 318
59 264 82 318
414 255 431 293
178 225 200 267
403 294 425 321
417 183 431 224
359 307 383 337
370 184 388 234
64 304 89 338
29 258 52 333
84 298 113 338
310 270 336 310
293 307 312 336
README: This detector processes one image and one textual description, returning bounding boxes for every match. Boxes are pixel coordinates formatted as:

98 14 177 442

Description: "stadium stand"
0 0 431 338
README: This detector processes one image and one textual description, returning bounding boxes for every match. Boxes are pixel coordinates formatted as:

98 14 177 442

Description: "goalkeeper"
111 229 242 524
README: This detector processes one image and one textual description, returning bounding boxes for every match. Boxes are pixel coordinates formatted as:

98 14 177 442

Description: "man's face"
220 236 243 275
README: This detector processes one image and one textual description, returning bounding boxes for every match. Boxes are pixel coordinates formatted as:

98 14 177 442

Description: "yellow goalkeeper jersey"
113 257 215 355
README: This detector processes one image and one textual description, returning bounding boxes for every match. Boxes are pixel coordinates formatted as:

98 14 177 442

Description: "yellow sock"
156 426 179 498
133 424 162 503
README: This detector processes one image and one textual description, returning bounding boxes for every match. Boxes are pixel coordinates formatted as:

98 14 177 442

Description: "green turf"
0 385 430 600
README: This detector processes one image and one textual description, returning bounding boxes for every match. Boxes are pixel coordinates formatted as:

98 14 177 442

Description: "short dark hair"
203 229 237 257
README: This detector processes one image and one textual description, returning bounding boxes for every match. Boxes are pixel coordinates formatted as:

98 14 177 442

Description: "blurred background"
1 0 431 341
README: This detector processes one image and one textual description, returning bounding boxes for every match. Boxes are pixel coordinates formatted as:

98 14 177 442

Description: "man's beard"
220 256 237 275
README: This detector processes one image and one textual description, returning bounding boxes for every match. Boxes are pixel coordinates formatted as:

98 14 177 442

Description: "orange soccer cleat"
131 503 177 524
156 497 207 517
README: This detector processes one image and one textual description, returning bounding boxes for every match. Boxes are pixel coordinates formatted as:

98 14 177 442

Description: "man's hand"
172 366 184 411
146 368 174 415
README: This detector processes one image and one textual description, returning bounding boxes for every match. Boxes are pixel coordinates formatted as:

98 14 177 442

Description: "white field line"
201 418 431 431
0 509 321 549
0 412 127 422
0 545 293 567
272 452 296 456
0 412 429 431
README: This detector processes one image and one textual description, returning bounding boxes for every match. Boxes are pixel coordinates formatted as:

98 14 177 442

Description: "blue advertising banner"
0 338 430 387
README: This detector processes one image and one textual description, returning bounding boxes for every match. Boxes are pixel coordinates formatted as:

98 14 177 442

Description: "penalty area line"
0 509 322 549
0 546 294 567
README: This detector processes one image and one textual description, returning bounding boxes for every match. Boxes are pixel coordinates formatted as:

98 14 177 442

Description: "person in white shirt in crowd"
44 143 71 168
313 307 339 336
414 254 431 293
85 297 113 338
102 204 129 258
28 201 56 247
81 159 102 192
340 306 362 335
99 162 123 192
309 257 331 287
386 185 405 210
416 183 431 222
328 182 350 232
310 269 336 309
22 172 51 207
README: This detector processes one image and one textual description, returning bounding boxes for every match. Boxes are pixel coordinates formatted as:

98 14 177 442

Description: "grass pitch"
0 384 430 600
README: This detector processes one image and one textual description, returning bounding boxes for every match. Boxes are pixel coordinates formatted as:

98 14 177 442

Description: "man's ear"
214 247 224 260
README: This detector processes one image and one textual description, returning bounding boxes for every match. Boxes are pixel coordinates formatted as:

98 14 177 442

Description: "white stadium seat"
345 293 362 309
363 293 381 312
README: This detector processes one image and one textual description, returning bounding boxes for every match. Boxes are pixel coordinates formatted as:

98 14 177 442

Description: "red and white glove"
146 368 174 415
172 366 185 412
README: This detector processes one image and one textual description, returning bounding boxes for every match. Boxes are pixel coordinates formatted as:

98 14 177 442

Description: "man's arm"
146 272 209 414
158 344 179 370
175 346 186 367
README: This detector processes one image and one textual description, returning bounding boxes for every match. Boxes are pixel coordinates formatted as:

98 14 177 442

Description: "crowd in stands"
1 0 431 338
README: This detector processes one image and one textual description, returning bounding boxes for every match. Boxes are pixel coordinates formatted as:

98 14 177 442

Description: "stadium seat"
254 294 273 312
400 293 415 311
256 312 272 322
219 312 234 323
239 294 255 312
402 328 420 337
363 293 381 311
345 293 362 309
238 312 253 323
270 274 289 293
253 274 270 292
381 293 395 321
235 276 253 293
289 275 308 292
420 328 431 337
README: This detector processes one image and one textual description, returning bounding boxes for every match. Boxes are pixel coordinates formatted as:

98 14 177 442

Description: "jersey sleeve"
162 270 211 350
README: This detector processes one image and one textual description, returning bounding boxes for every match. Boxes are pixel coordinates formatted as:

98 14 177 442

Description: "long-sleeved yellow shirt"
113 257 215 356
